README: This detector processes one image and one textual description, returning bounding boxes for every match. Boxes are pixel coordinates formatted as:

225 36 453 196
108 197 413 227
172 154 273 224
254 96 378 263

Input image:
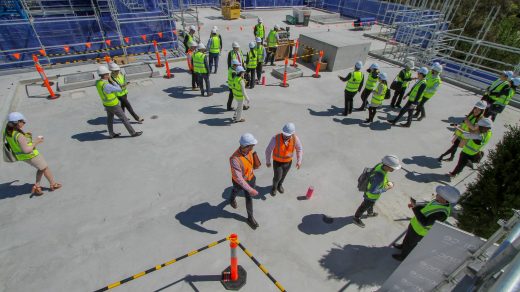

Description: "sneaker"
353 217 365 228
131 131 143 137
392 254 405 261
367 212 378 217
247 217 259 229
230 199 237 209
277 185 284 194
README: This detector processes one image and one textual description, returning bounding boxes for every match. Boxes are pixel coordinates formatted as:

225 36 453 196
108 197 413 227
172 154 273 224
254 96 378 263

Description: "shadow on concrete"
402 155 442 169
163 86 199 99
221 185 270 201
198 105 227 115
199 117 234 126
319 243 399 290
209 84 230 94
175 201 247 234
71 130 109 142
169 67 190 73
358 120 392 131
402 168 450 184
298 214 353 235
441 116 464 124
153 274 222 292
87 116 139 126
0 180 33 200
308 105 343 117
333 117 365 125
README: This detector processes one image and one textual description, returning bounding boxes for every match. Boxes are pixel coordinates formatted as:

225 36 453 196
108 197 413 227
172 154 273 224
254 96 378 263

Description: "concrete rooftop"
1 8 519 292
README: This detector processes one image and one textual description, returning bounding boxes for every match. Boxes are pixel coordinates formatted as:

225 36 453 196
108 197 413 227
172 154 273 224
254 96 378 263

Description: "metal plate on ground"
123 64 157 80
241 13 258 19
311 14 353 24
64 72 95 84
58 72 96 91
271 66 303 80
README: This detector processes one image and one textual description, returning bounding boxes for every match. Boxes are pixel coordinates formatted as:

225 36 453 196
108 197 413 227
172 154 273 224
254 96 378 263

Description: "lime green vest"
462 130 492 156
193 51 207 74
209 35 221 54
255 24 265 38
423 73 441 99
365 72 378 91
489 79 509 101
246 50 257 69
408 79 426 102
397 69 412 88
345 71 363 93
230 49 244 65
227 68 235 87
255 45 264 63
410 200 451 236
6 130 39 161
495 86 515 106
455 113 478 139
267 29 277 48
96 79 119 107
231 76 244 101
365 163 388 200
370 83 388 106
112 73 128 97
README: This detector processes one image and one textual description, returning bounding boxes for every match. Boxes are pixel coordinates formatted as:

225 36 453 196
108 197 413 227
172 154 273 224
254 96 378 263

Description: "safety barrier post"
313 50 324 78
33 55 59 99
153 40 164 68
262 76 266 86
104 55 111 64
291 39 298 67
162 48 172 79
280 57 289 88
221 234 247 290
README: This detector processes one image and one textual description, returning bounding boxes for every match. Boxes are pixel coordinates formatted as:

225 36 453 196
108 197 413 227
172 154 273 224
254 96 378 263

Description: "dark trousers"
272 160 292 191
105 104 136 136
191 71 198 88
197 73 211 95
414 98 430 119
227 88 234 110
354 198 376 219
118 94 140 121
246 67 256 89
208 52 219 73
367 106 377 122
392 101 415 125
451 151 480 175
358 88 372 110
344 90 357 115
229 176 256 219
256 62 263 81
391 87 406 107
486 104 505 121
267 47 276 65
440 138 461 160
400 224 423 258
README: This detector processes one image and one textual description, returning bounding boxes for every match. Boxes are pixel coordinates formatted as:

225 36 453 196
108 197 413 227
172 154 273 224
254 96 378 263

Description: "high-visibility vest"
273 134 296 163
255 24 265 38
255 45 265 63
423 73 441 99
112 73 128 97
462 130 492 156
230 49 244 65
370 83 388 106
192 51 207 74
185 34 193 46
187 49 194 71
227 67 235 87
365 163 388 200
96 79 119 107
246 50 257 69
495 86 516 106
397 69 412 88
410 200 451 236
209 35 221 54
408 79 426 102
231 76 244 101
489 79 510 101
455 113 479 139
365 72 379 91
230 149 254 183
267 29 277 48
5 130 39 161
345 71 363 93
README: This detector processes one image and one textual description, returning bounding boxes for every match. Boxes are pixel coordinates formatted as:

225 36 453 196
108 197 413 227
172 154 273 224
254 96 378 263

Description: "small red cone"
158 32 163 38
63 46 70 53
105 39 111 46
124 37 130 44
141 35 147 41
85 42 92 49
39 49 46 56
12 53 21 60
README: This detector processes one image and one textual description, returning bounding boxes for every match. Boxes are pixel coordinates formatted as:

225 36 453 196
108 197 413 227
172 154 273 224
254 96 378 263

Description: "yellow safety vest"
112 73 128 97
370 83 388 106
408 79 426 102
246 50 257 69
5 130 39 161
231 76 244 101
255 45 265 63
255 24 265 38
364 163 388 200
462 130 492 156
267 29 277 48
209 35 221 54
410 200 451 236
423 73 441 99
96 79 119 107
345 71 363 93
193 51 207 74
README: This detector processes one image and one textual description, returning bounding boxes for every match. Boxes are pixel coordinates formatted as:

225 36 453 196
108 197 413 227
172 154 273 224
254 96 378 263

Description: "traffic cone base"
221 265 247 290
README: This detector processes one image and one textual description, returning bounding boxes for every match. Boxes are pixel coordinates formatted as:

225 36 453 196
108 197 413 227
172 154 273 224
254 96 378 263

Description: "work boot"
392 243 403 249
437 155 444 162
367 212 378 217
247 217 259 229
353 217 365 228
110 133 121 138
446 156 454 162
230 199 237 209
401 123 411 128
277 185 284 194
392 254 405 261
270 188 277 196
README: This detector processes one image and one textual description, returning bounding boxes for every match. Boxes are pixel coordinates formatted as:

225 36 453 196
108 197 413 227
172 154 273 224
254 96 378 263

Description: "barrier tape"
93 237 227 292
38 41 165 58
237 242 287 292
47 49 184 67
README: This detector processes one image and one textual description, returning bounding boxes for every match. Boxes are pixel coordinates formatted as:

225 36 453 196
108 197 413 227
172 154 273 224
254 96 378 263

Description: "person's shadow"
174 201 247 234
402 155 442 169
221 185 271 201
198 105 227 115
298 214 354 235
0 180 33 200
402 168 450 184
198 117 234 126
163 86 198 99
308 105 343 117
358 120 392 131
333 117 365 125
71 130 109 142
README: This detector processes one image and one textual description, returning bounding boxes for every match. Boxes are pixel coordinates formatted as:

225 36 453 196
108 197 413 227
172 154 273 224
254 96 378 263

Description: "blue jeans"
208 52 219 73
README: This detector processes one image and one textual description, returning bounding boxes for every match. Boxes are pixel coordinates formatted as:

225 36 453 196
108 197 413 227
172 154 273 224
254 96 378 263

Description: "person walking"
4 112 62 196
389 67 428 127
390 61 414 108
206 27 222 74
254 18 266 42
187 41 199 91
183 25 197 54
193 44 212 97
448 118 493 178
255 37 266 84
392 185 460 261
363 72 388 123
266 25 280 66
413 62 442 121
353 155 401 228
245 41 258 89
229 133 260 229
108 62 143 124
96 66 142 138
231 66 250 123
265 123 303 196
488 73 517 121
227 59 241 111
355 63 380 111
227 41 244 68
338 61 365 116
438 100 487 162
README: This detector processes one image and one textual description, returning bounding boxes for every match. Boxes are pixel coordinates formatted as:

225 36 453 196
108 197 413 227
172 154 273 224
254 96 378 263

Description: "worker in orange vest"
265 123 303 196
229 133 261 229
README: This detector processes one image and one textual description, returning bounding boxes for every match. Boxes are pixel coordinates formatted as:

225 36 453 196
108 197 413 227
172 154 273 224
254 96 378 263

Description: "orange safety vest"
187 49 194 71
230 149 255 183
273 134 295 163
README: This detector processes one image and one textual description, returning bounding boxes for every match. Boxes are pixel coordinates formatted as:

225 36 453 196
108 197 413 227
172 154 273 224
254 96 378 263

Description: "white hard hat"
211 28 217 34
474 100 488 110
258 17 263 23
382 155 401 170
274 24 280 30
405 60 415 69
436 185 460 204
370 63 380 70
249 41 256 49
418 67 429 75
97 66 110 75
502 71 514 80
213 26 218 31
231 59 241 66
108 62 120 71
512 77 520 87
255 37 262 43
189 25 196 31
378 72 388 81
197 43 206 50
239 133 258 146
355 61 363 69
282 122 296 136
236 66 246 73
189 41 198 47
7 112 25 122
232 41 240 48
477 117 493 129
432 63 443 73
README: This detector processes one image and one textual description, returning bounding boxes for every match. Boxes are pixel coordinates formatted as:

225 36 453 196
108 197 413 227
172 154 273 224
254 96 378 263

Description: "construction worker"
353 155 401 228
193 43 212 97
206 26 222 74
231 66 250 123
4 112 62 196
414 62 442 121
266 24 280 66
95 66 142 138
487 72 516 121
254 18 266 42
246 41 258 89
392 185 460 261
482 70 513 107
389 67 428 127
363 72 388 123
356 63 380 111
448 117 493 178
108 62 143 123
265 123 303 196
338 61 365 116
390 61 414 108
187 41 199 91
438 100 487 162
227 59 241 111
229 133 260 229
183 25 197 53
255 37 266 84
227 41 244 68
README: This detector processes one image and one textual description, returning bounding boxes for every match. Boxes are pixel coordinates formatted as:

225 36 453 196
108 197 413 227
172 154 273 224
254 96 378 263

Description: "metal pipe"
488 249 520 292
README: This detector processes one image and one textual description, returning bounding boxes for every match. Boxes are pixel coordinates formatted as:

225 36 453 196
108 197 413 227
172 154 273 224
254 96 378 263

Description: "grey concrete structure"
271 65 303 80
57 72 97 92
123 63 161 80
